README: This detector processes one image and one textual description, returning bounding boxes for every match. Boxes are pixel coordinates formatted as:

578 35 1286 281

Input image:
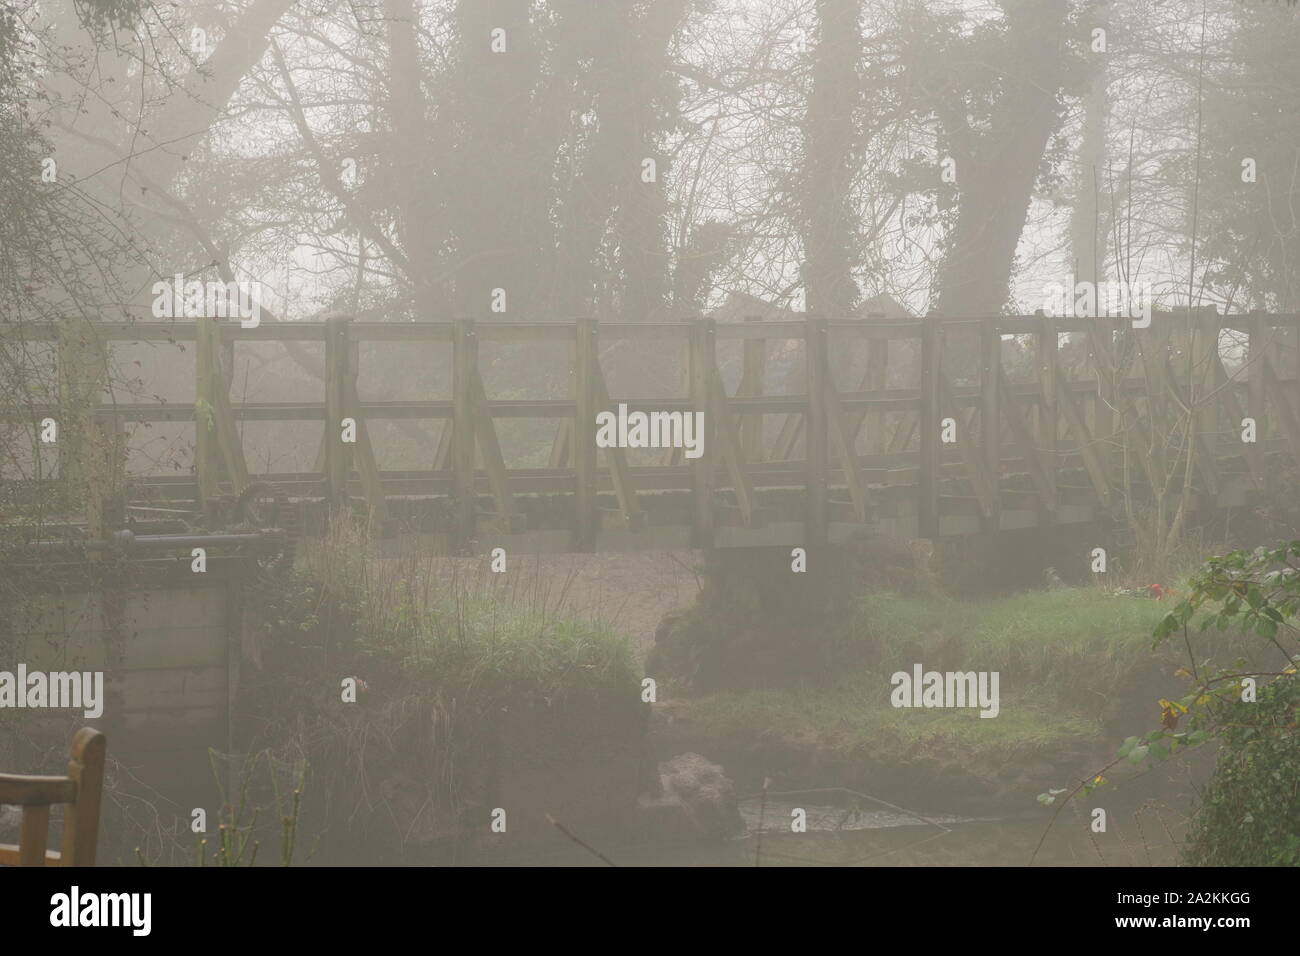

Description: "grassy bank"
655 583 1250 809
237 520 646 863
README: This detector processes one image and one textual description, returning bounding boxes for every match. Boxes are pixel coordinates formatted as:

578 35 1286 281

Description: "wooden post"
1139 315 1171 479
980 317 1002 530
1089 316 1116 481
324 315 352 511
452 318 478 548
57 317 106 513
864 312 888 454
86 411 125 547
741 315 766 461
1036 310 1058 521
918 312 942 540
1193 307 1219 499
689 319 716 548
805 315 829 543
193 318 220 507
573 319 599 551
60 727 107 866
343 332 390 525
1248 312 1268 497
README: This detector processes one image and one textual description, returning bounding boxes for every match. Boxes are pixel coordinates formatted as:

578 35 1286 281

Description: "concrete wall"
4 565 241 823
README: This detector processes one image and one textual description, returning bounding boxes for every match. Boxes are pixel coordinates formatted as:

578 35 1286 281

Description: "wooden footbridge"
7 309 1298 553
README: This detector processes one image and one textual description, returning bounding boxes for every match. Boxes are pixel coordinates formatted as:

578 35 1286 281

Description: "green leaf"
1127 744 1149 764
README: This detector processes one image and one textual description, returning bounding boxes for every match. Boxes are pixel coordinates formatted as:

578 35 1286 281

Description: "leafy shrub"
1183 672 1299 866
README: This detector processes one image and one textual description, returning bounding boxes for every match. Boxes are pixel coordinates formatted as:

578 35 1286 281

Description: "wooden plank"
805 315 830 542
0 775 77 805
574 320 598 550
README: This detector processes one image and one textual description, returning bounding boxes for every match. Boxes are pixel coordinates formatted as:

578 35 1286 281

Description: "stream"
505 796 1186 867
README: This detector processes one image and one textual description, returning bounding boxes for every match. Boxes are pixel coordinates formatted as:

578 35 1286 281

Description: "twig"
545 814 617 867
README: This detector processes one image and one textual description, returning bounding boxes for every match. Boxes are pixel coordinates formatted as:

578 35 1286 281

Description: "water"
507 796 1185 867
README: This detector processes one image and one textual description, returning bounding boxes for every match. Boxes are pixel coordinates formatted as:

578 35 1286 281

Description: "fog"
1 0 1298 877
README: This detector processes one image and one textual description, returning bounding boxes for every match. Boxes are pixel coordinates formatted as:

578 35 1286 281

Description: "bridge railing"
5 310 1299 549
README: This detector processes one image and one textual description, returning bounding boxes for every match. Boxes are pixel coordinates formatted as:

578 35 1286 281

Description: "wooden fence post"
805 314 829 543
918 311 942 540
864 311 889 454
1248 312 1268 497
194 318 218 507
689 319 716 547
574 318 599 551
1036 309 1058 522
452 318 478 549
980 317 1002 530
57 317 105 512
324 315 352 511
1192 306 1220 499
741 315 766 461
